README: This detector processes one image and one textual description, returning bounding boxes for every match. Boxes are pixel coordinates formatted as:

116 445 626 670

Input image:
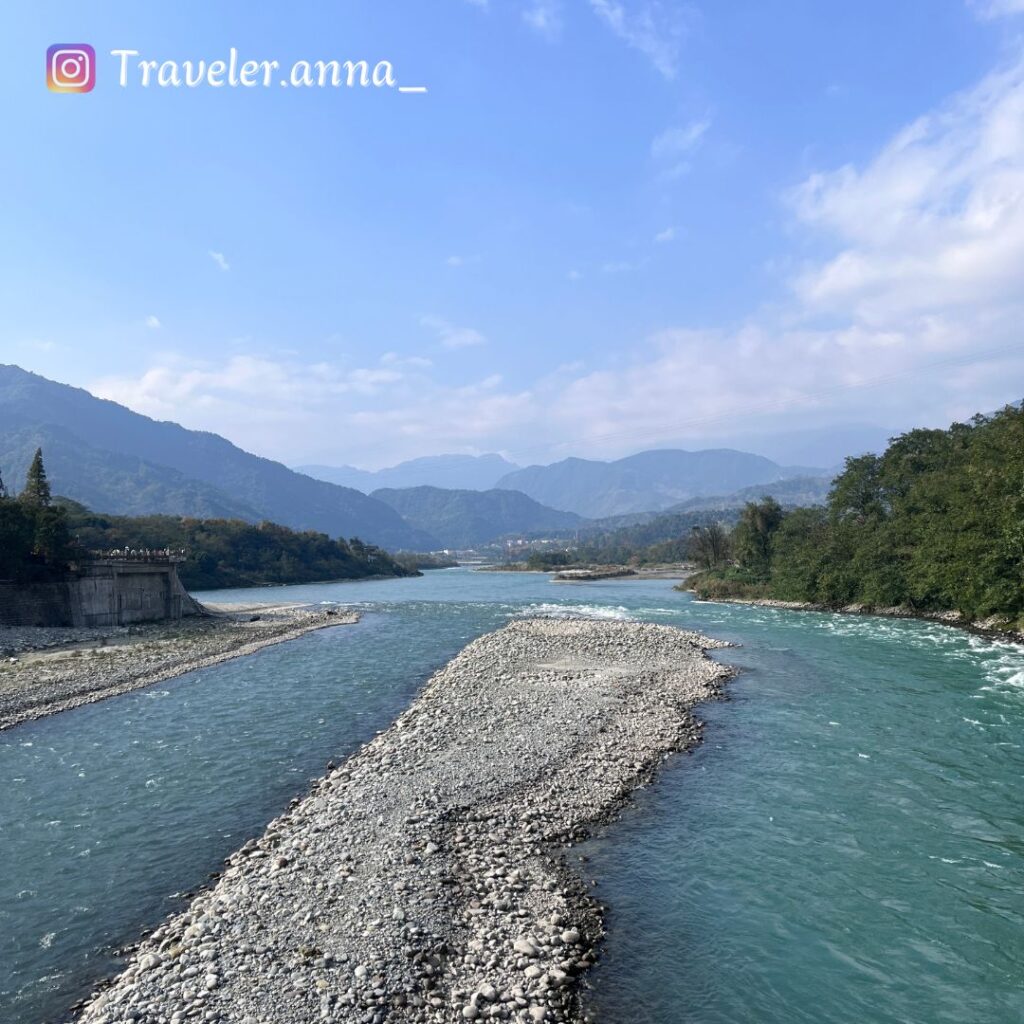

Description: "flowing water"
1 569 1022 1023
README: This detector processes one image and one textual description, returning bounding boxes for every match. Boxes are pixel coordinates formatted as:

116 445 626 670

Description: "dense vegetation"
572 509 739 566
692 407 1024 624
0 449 416 589
61 504 417 590
393 551 460 571
0 449 77 581
0 364 434 549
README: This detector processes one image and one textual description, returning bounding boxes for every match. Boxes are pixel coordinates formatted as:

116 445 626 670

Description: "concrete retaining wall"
0 561 203 628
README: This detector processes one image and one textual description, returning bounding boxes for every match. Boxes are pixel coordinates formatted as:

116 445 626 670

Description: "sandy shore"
75 617 731 1024
0 605 360 732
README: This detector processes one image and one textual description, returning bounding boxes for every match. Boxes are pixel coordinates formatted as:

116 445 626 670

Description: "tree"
0 466 7 499
688 522 730 571
733 497 784 579
21 448 52 507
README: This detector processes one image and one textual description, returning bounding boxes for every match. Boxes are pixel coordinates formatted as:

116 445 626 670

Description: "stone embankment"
0 605 359 731
75 617 731 1024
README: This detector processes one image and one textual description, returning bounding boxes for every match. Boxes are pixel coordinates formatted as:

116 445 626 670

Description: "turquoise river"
1 568 1022 1023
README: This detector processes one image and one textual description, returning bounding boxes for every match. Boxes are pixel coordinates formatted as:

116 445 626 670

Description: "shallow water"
1 569 1022 1023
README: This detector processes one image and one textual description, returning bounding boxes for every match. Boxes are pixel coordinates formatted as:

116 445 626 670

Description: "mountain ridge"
371 485 583 549
496 448 823 517
0 365 434 550
298 453 520 493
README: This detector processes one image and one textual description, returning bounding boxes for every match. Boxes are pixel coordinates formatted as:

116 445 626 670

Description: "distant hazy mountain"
0 365 435 550
496 449 821 517
371 486 583 549
298 453 520 493
669 475 834 513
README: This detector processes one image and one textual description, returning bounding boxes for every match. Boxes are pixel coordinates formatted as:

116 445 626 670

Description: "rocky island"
74 617 731 1024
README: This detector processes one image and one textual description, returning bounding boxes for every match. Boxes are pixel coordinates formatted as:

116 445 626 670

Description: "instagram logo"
47 44 96 93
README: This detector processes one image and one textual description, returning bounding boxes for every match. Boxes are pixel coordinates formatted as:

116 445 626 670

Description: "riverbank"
688 593 1024 646
0 605 360 731
75 617 731 1024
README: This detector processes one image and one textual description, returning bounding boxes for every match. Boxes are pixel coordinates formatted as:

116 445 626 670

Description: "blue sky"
4 1 1024 468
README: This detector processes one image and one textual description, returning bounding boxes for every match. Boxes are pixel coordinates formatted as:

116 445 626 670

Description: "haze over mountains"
297 454 519 493
0 364 833 551
494 450 823 517
0 365 435 550
372 486 582 550
302 450 827 518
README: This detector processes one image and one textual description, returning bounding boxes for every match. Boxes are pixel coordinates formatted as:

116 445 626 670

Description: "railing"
87 550 188 563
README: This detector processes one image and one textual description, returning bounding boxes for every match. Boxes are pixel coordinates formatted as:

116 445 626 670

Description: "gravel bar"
75 617 732 1024
0 607 360 732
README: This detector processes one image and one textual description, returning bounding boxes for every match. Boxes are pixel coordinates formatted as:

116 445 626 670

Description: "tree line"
0 448 77 581
0 449 417 589
690 405 1024 623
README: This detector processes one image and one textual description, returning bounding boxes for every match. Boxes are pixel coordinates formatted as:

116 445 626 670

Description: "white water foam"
518 602 634 622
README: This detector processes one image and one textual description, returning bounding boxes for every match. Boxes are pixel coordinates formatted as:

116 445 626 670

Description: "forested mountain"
668 475 833 513
61 503 417 590
496 448 820 517
693 406 1024 624
298 453 520 493
0 365 434 550
371 486 583 549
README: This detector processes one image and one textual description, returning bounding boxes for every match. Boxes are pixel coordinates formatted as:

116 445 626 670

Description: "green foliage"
61 506 417 589
393 551 459 571
688 568 771 601
573 509 737 566
20 448 52 507
732 497 784 579
0 450 76 579
701 406 1024 620
688 522 731 571
525 550 572 570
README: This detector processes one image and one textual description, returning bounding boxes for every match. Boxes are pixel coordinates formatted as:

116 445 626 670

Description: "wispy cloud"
588 0 691 79
86 56 1024 468
651 118 710 177
523 0 563 40
969 0 1024 18
145 315 162 329
420 314 487 349
654 226 676 243
209 250 230 272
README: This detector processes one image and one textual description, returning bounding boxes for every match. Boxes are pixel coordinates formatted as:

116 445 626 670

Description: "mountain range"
0 364 834 552
372 486 582 549
297 454 519 493
494 449 823 517
0 365 435 550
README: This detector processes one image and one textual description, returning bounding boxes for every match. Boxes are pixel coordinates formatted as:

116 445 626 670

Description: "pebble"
73 618 730 1024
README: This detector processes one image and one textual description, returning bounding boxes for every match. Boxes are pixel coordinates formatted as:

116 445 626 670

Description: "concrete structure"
0 559 203 628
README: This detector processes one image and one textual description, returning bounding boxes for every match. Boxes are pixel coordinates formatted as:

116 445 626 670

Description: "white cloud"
209 250 230 272
420 315 488 349
969 0 1024 18
446 255 464 267
85 57 1024 468
588 0 690 79
523 0 562 39
651 119 710 178
651 120 709 160
602 260 633 273
790 58 1024 324
145 315 161 329
567 269 583 281
654 226 676 243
